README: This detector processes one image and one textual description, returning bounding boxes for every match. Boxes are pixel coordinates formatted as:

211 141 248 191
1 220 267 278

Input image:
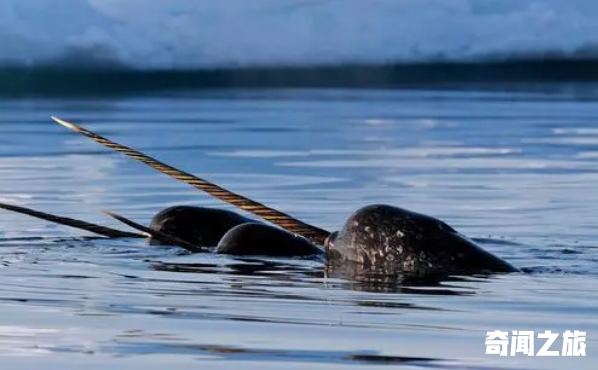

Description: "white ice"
1 0 598 69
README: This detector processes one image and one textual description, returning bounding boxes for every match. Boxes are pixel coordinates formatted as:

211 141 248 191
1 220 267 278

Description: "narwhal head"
148 205 252 246
328 204 517 275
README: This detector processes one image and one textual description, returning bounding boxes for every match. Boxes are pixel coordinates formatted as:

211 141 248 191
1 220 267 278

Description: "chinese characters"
485 330 586 356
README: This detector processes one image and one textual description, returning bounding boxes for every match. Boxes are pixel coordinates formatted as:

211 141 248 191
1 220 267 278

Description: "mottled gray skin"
149 206 253 247
326 204 518 275
216 222 324 257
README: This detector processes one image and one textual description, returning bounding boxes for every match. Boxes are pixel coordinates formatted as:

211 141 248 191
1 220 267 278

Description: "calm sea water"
0 87 596 369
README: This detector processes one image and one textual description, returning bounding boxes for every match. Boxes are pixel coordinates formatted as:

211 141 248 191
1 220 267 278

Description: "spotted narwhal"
325 204 516 275
0 117 518 276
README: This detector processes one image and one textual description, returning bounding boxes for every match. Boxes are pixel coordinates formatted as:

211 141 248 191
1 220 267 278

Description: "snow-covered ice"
1 0 598 69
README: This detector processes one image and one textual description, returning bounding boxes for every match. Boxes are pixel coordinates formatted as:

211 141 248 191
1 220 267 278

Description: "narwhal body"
216 222 323 257
326 204 517 274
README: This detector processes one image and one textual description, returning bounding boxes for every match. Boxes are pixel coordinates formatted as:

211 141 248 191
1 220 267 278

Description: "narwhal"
0 117 518 276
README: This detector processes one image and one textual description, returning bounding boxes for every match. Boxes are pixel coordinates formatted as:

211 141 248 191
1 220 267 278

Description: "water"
0 87 596 369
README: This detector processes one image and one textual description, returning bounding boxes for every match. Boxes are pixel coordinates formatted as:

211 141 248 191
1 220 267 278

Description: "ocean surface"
0 85 596 369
